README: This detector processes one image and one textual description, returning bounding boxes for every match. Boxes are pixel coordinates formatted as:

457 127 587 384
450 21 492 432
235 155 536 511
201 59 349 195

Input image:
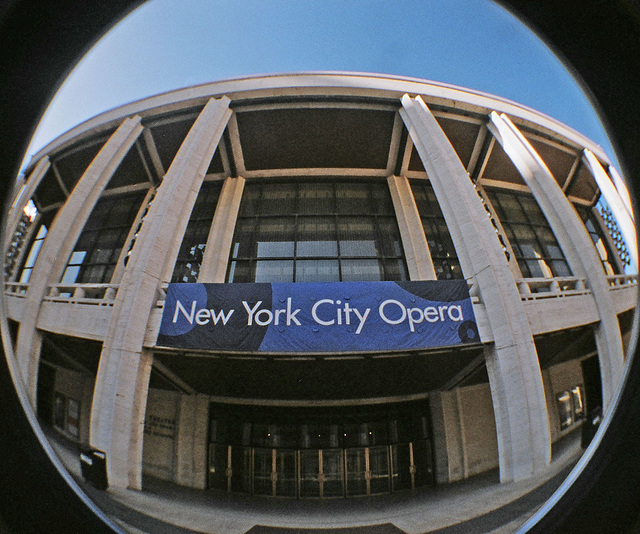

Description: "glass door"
275 450 297 497
253 448 274 496
299 450 321 497
368 446 390 494
390 443 413 491
322 449 344 497
345 448 368 496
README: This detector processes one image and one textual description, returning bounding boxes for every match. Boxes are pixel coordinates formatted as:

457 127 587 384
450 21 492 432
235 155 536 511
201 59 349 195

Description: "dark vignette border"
0 1 638 533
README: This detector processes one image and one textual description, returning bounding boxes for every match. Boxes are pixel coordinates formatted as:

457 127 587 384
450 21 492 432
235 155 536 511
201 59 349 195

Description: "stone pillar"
198 175 245 283
387 175 437 280
90 97 231 489
176 394 210 489
429 390 455 484
488 112 626 408
14 117 143 404
583 149 637 268
400 94 550 482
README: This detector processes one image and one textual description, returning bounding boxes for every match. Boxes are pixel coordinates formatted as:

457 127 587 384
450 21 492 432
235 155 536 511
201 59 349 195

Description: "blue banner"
157 281 479 353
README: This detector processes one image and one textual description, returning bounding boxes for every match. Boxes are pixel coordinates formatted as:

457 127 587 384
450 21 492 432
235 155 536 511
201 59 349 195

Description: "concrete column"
4 156 50 254
488 112 626 407
607 164 635 226
14 117 144 404
90 97 231 489
176 394 210 489
198 175 245 283
400 94 550 482
583 149 637 268
387 175 437 280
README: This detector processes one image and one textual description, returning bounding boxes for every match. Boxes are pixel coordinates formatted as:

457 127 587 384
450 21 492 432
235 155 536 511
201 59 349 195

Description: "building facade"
3 73 637 498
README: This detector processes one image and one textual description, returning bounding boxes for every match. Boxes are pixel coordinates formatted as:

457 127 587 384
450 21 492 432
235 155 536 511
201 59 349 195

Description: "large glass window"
171 181 223 283
576 205 622 275
61 191 147 284
17 223 48 283
486 189 572 278
227 181 408 283
410 180 463 280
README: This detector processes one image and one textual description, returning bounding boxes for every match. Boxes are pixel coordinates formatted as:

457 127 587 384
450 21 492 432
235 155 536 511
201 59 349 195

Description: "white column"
387 175 437 280
90 97 231 489
198 175 245 283
488 112 626 408
583 149 637 268
176 394 210 489
14 117 143 403
400 94 550 482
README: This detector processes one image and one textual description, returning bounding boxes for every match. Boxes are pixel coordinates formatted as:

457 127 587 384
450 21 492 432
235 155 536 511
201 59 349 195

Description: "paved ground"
48 429 582 534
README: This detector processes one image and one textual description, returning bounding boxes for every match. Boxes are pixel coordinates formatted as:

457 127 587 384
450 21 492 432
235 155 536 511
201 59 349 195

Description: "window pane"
238 186 261 216
495 193 527 222
61 265 81 284
519 196 547 225
339 218 378 257
255 260 294 283
298 183 334 214
228 260 252 283
336 183 370 215
486 189 572 279
341 259 382 281
410 180 463 280
255 219 295 258
377 218 403 256
576 205 622 275
296 260 340 282
229 181 406 283
297 217 337 257
64 191 146 284
232 219 256 259
260 184 296 215
171 181 222 282
383 259 409 281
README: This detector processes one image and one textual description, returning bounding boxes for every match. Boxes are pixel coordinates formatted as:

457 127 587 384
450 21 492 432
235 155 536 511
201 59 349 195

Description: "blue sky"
25 0 617 167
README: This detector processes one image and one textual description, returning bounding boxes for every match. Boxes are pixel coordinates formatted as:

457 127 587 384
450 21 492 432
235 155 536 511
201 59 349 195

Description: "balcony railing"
517 277 590 301
4 281 29 296
43 283 119 305
607 273 638 289
6 274 635 310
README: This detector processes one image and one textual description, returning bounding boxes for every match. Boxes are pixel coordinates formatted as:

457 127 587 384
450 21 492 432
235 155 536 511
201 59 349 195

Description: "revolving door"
208 402 434 498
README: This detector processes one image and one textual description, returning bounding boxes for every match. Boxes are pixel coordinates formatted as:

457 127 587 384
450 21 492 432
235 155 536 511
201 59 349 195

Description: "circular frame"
0 1 638 532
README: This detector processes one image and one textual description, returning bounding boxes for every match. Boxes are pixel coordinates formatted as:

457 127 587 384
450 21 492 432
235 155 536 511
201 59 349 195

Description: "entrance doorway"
207 402 434 498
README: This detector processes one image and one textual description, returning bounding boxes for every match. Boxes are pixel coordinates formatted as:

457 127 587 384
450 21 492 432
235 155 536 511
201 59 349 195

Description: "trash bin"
79 447 108 490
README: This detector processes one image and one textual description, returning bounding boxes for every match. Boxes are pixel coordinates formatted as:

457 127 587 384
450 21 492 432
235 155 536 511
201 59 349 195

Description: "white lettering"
379 300 464 331
447 305 464 321
311 299 334 326
210 308 235 325
255 308 273 326
195 308 210 325
353 307 370 334
424 306 439 323
242 300 263 326
343 302 353 325
286 297 301 326
407 307 424 332
379 299 406 325
173 300 196 324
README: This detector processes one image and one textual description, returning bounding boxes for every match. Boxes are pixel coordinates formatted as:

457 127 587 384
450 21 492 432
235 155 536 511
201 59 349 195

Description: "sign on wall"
157 281 480 353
